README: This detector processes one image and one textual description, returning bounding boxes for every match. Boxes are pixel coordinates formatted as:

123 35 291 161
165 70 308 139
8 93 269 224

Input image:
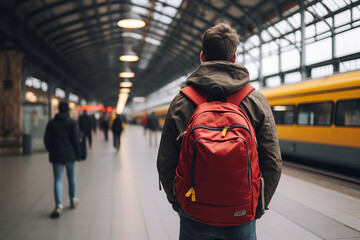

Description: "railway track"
283 161 360 191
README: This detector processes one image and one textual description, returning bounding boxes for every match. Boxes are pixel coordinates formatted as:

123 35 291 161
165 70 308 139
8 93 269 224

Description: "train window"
271 105 295 125
297 102 333 126
335 99 360 127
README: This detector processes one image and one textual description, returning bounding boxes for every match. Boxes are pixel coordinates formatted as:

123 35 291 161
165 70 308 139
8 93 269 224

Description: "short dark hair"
202 23 240 61
58 101 69 113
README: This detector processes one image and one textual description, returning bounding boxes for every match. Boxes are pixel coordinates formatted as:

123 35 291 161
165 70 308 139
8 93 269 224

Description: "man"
147 112 160 146
111 114 123 151
44 102 80 218
157 23 282 239
78 110 92 148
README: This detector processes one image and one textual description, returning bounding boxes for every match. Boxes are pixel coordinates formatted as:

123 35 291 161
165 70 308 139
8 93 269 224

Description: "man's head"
201 23 240 63
58 101 69 113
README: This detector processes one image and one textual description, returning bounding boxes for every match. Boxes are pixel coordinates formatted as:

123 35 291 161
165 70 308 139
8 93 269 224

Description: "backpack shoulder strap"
180 85 207 106
181 84 255 106
227 84 255 106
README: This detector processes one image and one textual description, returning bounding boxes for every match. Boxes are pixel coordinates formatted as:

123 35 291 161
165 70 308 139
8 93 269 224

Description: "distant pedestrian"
147 112 159 146
90 114 97 135
102 113 110 141
111 114 123 151
78 110 92 148
141 113 148 136
44 101 80 218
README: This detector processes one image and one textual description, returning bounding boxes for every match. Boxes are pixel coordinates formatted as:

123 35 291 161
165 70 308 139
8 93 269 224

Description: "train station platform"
0 125 360 240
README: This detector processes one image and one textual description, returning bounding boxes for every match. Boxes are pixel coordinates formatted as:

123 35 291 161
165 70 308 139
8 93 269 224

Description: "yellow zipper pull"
221 127 229 137
185 187 196 201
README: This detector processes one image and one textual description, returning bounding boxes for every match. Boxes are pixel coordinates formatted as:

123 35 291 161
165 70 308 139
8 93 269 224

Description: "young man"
44 101 80 218
157 23 282 239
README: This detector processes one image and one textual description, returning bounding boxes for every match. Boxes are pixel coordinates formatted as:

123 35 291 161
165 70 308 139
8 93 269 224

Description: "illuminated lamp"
119 88 131 94
119 80 133 88
119 49 139 62
119 66 135 78
69 102 76 109
51 98 59 106
117 12 145 29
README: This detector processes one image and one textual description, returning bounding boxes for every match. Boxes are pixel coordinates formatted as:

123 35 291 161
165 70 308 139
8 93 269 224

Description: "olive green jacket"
157 61 282 218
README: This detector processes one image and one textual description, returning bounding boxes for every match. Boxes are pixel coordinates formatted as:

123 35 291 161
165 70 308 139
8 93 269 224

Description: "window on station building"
335 99 360 127
306 37 332 65
297 102 333 126
335 27 360 58
262 55 279 76
285 72 302 84
244 62 259 80
311 65 334 79
272 105 295 125
265 76 281 88
340 59 360 72
281 48 300 72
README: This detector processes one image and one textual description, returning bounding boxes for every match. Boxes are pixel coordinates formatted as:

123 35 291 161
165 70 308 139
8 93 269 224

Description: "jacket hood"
187 61 250 95
55 112 70 121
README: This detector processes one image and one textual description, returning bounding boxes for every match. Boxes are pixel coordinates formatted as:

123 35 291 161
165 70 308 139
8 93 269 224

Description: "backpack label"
234 210 246 217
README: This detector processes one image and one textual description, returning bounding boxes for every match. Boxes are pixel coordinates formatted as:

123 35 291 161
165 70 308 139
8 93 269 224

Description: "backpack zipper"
187 125 252 138
185 136 251 202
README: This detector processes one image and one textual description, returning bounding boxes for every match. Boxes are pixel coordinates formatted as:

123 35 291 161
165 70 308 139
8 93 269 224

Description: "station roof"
0 0 355 105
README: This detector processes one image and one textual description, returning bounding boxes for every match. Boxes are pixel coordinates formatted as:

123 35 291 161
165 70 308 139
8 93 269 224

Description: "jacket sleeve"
157 94 194 212
43 121 51 151
241 91 282 218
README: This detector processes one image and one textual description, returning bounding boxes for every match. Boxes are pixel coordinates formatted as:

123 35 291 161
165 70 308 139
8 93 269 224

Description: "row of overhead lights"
116 10 146 114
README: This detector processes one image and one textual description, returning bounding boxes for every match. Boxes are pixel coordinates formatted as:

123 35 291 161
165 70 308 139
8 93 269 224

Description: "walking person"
44 101 80 218
141 113 148 136
157 23 282 239
111 114 123 151
102 113 110 141
78 110 92 148
147 112 160 147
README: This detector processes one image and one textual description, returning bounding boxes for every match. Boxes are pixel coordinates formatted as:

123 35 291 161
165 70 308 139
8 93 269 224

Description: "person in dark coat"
111 114 123 151
44 101 80 218
101 113 110 141
147 112 160 146
78 110 92 148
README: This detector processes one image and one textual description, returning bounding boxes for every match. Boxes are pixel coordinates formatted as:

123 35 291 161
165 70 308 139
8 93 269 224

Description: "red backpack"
176 84 261 226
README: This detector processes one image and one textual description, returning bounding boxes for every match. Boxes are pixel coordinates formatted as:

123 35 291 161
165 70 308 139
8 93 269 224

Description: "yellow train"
131 70 360 171
261 70 360 172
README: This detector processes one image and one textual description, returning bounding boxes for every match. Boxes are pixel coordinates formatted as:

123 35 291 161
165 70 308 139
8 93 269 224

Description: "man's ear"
200 51 206 63
231 53 236 63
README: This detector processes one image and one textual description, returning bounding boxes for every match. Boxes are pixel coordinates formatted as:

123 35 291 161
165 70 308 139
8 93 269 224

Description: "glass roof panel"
353 7 360 21
310 3 328 17
322 0 343 12
261 30 272 42
161 0 183 8
274 20 293 35
288 13 300 29
131 0 149 8
267 26 280 38
132 6 148 16
153 12 172 24
334 10 351 27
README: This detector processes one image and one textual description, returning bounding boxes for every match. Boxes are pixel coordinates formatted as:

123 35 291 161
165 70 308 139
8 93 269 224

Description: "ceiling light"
117 12 146 29
119 49 139 62
120 81 133 88
119 88 131 93
119 66 135 78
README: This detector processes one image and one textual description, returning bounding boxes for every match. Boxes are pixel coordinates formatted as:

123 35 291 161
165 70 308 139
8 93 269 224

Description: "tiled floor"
0 125 359 240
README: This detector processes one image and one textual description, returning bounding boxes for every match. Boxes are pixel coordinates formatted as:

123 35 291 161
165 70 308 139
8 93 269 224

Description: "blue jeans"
52 161 77 209
180 208 256 240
